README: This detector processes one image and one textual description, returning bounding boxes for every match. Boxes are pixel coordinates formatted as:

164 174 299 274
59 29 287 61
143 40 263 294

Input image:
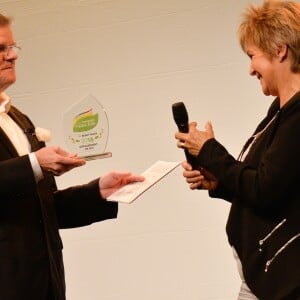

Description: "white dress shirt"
0 92 43 182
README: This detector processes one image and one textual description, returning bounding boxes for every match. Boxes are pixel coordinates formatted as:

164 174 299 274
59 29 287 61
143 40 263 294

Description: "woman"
175 1 300 299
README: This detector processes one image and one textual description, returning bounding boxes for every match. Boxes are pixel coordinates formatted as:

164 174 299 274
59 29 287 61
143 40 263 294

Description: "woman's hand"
175 121 214 157
182 161 218 191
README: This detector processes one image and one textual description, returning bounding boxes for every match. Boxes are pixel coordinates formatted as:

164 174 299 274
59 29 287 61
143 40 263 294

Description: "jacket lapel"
0 126 19 157
8 106 41 152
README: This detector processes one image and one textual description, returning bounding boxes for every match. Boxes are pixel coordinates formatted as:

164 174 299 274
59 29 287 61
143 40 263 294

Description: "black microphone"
172 102 198 168
172 102 189 133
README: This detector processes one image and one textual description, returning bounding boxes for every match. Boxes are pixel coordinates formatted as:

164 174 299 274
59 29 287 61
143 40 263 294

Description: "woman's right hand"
182 161 218 191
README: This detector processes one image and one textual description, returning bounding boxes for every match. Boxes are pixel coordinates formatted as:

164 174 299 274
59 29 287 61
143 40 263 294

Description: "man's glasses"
0 44 21 56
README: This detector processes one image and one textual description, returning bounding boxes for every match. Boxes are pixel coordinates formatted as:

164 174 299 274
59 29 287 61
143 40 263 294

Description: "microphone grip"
184 147 198 169
172 102 198 169
177 123 189 133
176 127 198 169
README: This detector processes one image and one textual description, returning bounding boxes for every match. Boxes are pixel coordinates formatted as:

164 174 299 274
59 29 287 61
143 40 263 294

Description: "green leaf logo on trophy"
63 94 111 160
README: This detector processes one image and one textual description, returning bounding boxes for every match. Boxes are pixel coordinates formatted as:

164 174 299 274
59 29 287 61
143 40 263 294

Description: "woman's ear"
277 44 288 62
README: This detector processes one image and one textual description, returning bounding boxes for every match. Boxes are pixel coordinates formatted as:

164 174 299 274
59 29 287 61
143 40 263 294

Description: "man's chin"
0 78 16 90
6 75 16 84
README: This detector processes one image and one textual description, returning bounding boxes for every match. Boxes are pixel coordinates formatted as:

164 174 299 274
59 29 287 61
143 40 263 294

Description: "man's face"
0 26 17 92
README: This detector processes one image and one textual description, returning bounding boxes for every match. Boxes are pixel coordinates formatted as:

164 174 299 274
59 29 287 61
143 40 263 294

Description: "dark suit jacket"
196 93 300 299
0 106 118 300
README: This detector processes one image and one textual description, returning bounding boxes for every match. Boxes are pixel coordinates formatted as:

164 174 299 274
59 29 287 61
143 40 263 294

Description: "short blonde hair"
0 13 11 27
239 0 300 72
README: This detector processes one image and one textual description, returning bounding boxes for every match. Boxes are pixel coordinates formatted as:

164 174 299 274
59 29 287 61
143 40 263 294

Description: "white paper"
107 160 181 203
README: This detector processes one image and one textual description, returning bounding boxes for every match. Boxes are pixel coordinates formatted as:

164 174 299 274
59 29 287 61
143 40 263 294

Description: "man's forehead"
0 26 14 42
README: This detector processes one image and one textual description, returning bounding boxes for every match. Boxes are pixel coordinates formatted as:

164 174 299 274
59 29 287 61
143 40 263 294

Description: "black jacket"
0 106 118 300
195 92 300 299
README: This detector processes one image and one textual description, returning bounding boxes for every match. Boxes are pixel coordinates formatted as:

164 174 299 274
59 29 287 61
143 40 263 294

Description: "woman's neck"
278 74 300 107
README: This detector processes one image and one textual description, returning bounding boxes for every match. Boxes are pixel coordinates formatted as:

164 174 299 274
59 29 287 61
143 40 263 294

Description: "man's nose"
5 48 18 60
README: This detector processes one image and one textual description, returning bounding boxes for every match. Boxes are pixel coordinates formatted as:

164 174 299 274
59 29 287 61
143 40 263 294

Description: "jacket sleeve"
197 104 300 211
53 178 118 229
0 155 37 198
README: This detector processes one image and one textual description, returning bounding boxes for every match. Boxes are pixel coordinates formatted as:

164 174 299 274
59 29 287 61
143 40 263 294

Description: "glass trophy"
63 94 111 161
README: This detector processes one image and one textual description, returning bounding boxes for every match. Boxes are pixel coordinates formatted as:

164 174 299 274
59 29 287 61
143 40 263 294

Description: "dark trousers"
47 281 54 300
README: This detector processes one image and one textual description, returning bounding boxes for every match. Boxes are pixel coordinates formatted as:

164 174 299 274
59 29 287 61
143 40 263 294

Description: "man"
0 13 144 300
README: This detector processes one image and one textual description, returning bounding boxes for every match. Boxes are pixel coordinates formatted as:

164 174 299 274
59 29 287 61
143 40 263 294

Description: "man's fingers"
125 175 145 184
58 155 86 166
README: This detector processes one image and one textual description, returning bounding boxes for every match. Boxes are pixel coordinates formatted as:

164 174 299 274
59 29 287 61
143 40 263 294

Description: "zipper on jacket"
264 233 300 272
259 219 286 252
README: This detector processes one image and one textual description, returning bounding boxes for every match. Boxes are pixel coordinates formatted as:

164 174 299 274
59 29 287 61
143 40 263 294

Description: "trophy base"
80 152 112 161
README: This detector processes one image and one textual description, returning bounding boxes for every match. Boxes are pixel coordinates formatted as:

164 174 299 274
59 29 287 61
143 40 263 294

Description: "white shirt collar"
0 92 11 113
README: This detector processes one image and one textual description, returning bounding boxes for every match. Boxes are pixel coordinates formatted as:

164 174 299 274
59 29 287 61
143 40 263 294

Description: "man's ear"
277 44 288 62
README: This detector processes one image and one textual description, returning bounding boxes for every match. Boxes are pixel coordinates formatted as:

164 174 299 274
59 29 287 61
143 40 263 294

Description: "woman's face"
246 44 279 97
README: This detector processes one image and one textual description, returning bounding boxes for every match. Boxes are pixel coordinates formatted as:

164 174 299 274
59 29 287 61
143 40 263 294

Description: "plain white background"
2 0 275 299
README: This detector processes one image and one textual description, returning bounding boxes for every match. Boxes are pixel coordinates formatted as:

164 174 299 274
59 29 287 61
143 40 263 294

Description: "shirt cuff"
29 152 44 183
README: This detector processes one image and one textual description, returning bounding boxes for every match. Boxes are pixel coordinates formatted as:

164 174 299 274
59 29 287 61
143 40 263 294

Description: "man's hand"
99 172 145 199
35 146 86 176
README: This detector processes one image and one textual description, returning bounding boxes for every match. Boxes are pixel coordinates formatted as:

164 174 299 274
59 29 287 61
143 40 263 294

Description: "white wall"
2 0 272 299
